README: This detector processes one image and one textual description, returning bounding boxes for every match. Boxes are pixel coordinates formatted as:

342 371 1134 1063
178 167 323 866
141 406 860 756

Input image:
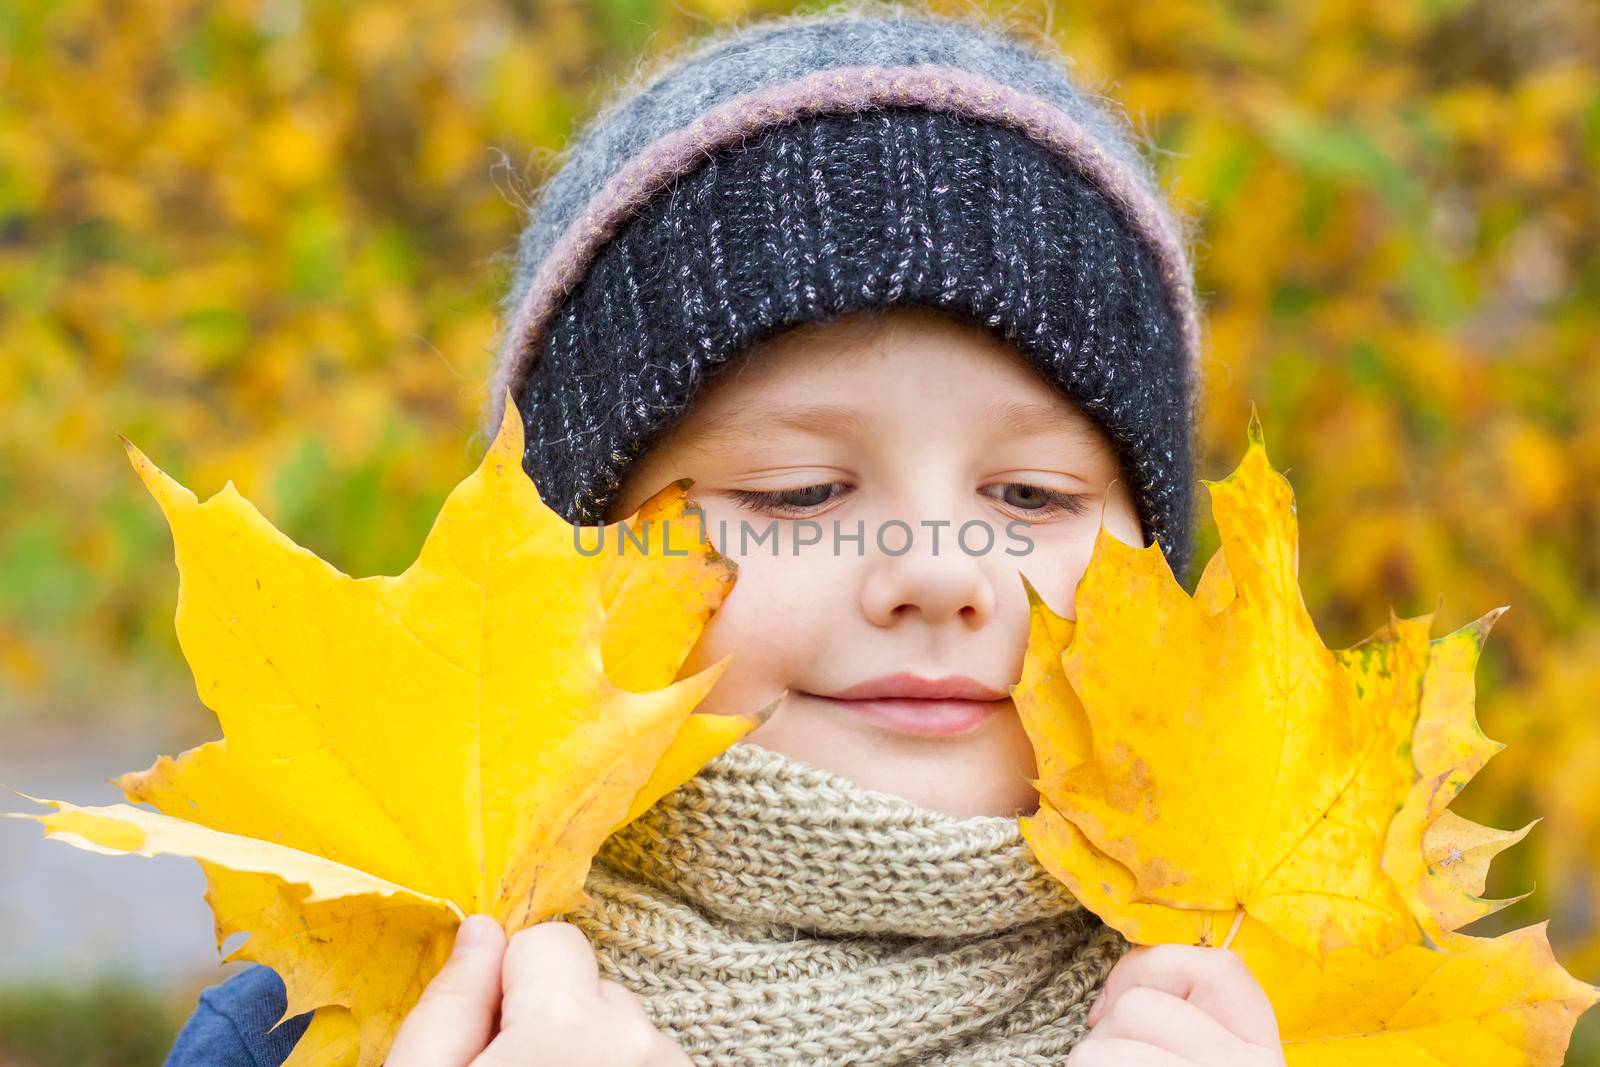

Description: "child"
165 3 1284 1064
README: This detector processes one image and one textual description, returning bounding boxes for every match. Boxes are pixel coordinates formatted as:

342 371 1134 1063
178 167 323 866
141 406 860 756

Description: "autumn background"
0 0 1596 1063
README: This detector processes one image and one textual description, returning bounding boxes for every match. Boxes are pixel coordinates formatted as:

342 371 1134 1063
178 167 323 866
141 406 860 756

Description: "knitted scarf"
567 741 1128 1065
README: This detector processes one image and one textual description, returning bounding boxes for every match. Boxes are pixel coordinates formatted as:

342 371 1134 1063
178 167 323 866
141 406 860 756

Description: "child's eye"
982 482 1092 520
726 482 851 516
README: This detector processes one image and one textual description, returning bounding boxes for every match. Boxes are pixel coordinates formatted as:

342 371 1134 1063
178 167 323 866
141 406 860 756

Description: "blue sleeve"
165 963 314 1067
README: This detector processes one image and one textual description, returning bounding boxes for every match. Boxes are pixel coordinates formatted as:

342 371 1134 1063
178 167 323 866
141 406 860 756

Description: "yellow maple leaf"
1260 924 1598 1066
4 392 767 1067
1014 409 1599 1064
1381 604 1536 943
1021 411 1432 962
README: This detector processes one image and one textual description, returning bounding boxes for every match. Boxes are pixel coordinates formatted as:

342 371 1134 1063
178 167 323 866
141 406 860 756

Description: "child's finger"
386 913 507 1067
498 920 603 1032
1087 944 1279 1047
1066 1036 1190 1066
1079 983 1239 1057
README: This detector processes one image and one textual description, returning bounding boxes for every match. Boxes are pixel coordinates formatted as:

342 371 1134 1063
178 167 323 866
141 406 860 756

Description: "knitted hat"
482 2 1206 581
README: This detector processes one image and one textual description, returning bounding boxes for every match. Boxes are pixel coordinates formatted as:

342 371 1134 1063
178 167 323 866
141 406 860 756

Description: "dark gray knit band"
518 105 1195 577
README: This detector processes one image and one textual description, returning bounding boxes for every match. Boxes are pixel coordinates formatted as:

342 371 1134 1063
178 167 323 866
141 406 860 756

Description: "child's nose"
857 538 997 629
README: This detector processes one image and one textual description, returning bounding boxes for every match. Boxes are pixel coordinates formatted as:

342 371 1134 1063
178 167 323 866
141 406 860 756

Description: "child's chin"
753 700 1041 817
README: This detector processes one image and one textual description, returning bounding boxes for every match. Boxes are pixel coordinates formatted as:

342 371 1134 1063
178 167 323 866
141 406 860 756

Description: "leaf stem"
1220 906 1245 951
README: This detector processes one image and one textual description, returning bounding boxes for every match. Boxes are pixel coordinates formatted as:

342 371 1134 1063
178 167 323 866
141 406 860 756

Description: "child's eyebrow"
688 398 1100 454
988 398 1068 437
984 398 1101 449
690 403 873 453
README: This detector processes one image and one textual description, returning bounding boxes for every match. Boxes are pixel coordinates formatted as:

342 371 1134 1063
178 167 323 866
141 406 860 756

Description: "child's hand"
386 914 692 1067
1068 944 1286 1066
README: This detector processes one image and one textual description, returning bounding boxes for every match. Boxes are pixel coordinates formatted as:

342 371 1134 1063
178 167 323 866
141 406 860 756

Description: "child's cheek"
676 531 838 717
1011 496 1143 618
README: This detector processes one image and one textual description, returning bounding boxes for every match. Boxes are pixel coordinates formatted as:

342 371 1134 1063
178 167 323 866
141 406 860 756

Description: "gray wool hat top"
482 1 1207 581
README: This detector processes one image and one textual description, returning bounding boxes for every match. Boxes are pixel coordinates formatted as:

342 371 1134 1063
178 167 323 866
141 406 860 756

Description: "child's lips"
805 693 1011 737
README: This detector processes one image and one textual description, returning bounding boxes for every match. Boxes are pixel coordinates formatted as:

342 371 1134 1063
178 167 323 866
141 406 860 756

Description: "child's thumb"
386 913 506 1067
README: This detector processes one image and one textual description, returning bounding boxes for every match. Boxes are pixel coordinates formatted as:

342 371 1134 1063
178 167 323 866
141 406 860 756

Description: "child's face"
608 305 1143 817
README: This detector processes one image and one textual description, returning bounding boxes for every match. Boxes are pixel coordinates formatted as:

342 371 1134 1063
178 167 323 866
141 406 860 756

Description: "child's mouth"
804 673 1011 738
810 695 1009 737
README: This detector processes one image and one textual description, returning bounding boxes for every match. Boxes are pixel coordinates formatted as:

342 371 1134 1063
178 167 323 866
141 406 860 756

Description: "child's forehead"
687 308 1096 429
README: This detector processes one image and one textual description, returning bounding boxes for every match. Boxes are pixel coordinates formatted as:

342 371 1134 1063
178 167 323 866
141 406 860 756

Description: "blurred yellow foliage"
1 0 1596 1052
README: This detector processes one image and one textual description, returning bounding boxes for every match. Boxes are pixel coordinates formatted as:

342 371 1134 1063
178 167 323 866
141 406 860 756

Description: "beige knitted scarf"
567 741 1128 1065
